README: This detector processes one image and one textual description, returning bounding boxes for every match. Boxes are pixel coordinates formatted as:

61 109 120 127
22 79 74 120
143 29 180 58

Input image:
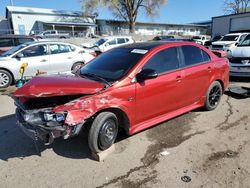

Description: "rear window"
0 38 14 47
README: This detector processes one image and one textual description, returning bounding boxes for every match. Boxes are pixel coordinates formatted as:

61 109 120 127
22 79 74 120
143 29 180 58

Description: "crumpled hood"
12 74 105 98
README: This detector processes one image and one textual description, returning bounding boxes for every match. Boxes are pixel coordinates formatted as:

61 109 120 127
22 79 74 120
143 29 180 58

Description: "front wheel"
204 81 222 111
88 112 118 153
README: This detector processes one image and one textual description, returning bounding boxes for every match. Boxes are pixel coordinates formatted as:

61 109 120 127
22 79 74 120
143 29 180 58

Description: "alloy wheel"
0 72 10 87
208 85 221 107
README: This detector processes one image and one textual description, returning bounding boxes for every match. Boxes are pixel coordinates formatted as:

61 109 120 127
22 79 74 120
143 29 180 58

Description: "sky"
0 0 225 24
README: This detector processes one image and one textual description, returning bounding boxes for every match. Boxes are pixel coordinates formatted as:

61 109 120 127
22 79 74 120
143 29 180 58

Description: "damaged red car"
12 42 229 153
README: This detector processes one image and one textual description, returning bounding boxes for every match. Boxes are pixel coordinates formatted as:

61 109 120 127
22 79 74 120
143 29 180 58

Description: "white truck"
35 30 70 39
192 35 211 45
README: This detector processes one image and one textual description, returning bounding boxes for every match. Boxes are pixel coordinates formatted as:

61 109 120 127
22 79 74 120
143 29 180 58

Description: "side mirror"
104 43 109 47
16 52 24 59
235 42 238 46
136 69 158 82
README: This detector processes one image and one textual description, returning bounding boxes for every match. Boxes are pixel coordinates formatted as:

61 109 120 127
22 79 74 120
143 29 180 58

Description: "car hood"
212 41 235 46
232 46 250 57
0 56 12 61
12 74 105 98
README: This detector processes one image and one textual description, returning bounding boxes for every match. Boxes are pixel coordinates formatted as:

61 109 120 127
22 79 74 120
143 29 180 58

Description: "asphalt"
0 79 250 188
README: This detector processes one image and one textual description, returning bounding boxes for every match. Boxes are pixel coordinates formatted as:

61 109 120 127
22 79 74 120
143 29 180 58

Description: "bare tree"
224 0 250 14
81 0 167 33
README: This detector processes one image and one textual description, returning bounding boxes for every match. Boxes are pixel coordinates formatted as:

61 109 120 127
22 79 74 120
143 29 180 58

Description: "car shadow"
230 76 250 83
0 115 129 161
0 115 93 161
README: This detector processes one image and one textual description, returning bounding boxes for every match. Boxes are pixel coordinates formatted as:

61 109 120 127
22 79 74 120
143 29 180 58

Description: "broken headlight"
43 112 66 122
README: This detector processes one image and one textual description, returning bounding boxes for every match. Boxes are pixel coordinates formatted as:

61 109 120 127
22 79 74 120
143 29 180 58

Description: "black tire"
0 70 12 88
204 81 222 111
71 62 84 73
60 36 66 39
88 112 118 153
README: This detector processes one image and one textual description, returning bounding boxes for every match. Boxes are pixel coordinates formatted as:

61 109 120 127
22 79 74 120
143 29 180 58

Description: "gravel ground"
0 79 250 188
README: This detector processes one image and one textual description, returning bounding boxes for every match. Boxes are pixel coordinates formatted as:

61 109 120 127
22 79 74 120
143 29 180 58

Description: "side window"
108 39 116 45
49 44 71 54
143 47 180 74
125 38 129 42
22 45 48 57
117 38 126 44
239 34 247 43
181 46 204 66
51 31 56 34
201 50 211 62
43 31 50 35
0 38 14 47
15 38 34 45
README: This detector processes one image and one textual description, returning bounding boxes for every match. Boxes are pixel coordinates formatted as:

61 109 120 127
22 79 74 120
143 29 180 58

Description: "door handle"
40 59 48 62
208 66 212 73
67 57 73 59
176 75 182 82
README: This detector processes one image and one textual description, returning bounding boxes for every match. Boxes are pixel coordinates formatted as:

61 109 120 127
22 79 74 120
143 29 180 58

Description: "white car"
211 33 248 52
0 41 95 88
192 35 210 45
81 36 135 53
229 34 250 77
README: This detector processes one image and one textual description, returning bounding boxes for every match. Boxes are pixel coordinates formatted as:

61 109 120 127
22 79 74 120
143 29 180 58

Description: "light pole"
10 0 14 6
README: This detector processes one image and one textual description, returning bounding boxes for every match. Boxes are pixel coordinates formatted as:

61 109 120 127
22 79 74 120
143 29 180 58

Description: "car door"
105 38 117 51
135 47 185 125
49 43 75 73
17 44 51 77
179 45 213 107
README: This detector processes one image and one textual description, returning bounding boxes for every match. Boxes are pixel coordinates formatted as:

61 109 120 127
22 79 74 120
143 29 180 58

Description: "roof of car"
21 41 77 46
120 41 193 50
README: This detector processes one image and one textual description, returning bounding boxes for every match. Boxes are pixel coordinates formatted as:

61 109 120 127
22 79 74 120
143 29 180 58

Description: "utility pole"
10 0 14 6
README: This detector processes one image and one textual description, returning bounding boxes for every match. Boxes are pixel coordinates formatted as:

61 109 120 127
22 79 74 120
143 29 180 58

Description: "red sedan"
13 42 229 153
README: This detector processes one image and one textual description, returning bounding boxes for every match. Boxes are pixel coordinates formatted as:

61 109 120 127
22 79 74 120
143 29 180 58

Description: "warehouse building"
212 12 250 37
5 6 96 36
97 19 209 36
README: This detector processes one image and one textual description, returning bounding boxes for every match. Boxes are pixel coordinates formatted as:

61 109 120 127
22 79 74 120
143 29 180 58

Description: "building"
5 6 96 36
212 12 250 37
97 19 209 36
0 16 9 35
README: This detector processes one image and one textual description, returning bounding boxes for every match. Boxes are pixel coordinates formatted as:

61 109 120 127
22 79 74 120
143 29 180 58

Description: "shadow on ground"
0 115 128 161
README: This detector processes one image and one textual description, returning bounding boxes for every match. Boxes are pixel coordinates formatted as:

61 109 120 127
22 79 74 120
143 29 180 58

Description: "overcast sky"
0 0 225 23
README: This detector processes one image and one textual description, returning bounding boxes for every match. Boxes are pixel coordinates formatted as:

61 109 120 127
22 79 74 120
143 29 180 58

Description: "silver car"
0 41 95 88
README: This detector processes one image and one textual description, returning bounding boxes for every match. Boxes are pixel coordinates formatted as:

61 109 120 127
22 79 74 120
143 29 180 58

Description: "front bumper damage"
15 100 84 145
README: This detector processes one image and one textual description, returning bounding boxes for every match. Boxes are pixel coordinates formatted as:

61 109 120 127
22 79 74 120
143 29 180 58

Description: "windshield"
80 48 146 82
94 39 108 46
238 34 250 46
1 43 28 57
220 35 239 41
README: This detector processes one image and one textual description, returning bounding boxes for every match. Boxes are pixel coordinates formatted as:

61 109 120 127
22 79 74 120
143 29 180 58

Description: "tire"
71 62 84 73
88 112 118 153
0 70 12 88
204 81 222 111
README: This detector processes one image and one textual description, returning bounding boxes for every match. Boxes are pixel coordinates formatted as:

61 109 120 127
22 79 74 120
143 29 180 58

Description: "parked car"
0 35 37 54
0 41 95 88
12 41 229 153
211 33 248 53
192 35 211 45
228 34 250 77
81 36 134 53
204 35 223 49
35 30 70 39
152 35 175 41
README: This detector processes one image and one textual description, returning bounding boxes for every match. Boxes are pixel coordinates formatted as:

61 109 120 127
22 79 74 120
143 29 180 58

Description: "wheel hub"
0 73 9 87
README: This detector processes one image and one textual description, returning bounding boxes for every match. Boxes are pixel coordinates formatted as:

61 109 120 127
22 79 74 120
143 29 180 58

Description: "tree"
81 0 168 33
224 0 250 14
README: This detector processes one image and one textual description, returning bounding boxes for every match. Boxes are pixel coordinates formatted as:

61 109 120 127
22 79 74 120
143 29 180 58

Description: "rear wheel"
204 81 222 111
71 62 84 73
88 112 118 153
0 70 12 88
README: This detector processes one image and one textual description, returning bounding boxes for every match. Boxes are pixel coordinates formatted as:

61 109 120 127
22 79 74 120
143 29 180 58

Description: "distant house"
5 6 96 36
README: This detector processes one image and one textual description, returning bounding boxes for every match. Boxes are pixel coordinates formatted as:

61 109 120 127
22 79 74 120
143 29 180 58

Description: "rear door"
179 45 213 106
135 47 185 125
48 43 75 73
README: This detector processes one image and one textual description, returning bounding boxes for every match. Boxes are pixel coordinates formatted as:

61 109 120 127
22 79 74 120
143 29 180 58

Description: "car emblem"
241 60 250 65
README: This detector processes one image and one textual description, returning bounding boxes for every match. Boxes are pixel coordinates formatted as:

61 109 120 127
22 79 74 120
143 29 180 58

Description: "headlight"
44 112 66 122
55 113 65 122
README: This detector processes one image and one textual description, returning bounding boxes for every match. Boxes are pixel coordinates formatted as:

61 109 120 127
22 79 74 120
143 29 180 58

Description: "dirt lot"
1 79 250 188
